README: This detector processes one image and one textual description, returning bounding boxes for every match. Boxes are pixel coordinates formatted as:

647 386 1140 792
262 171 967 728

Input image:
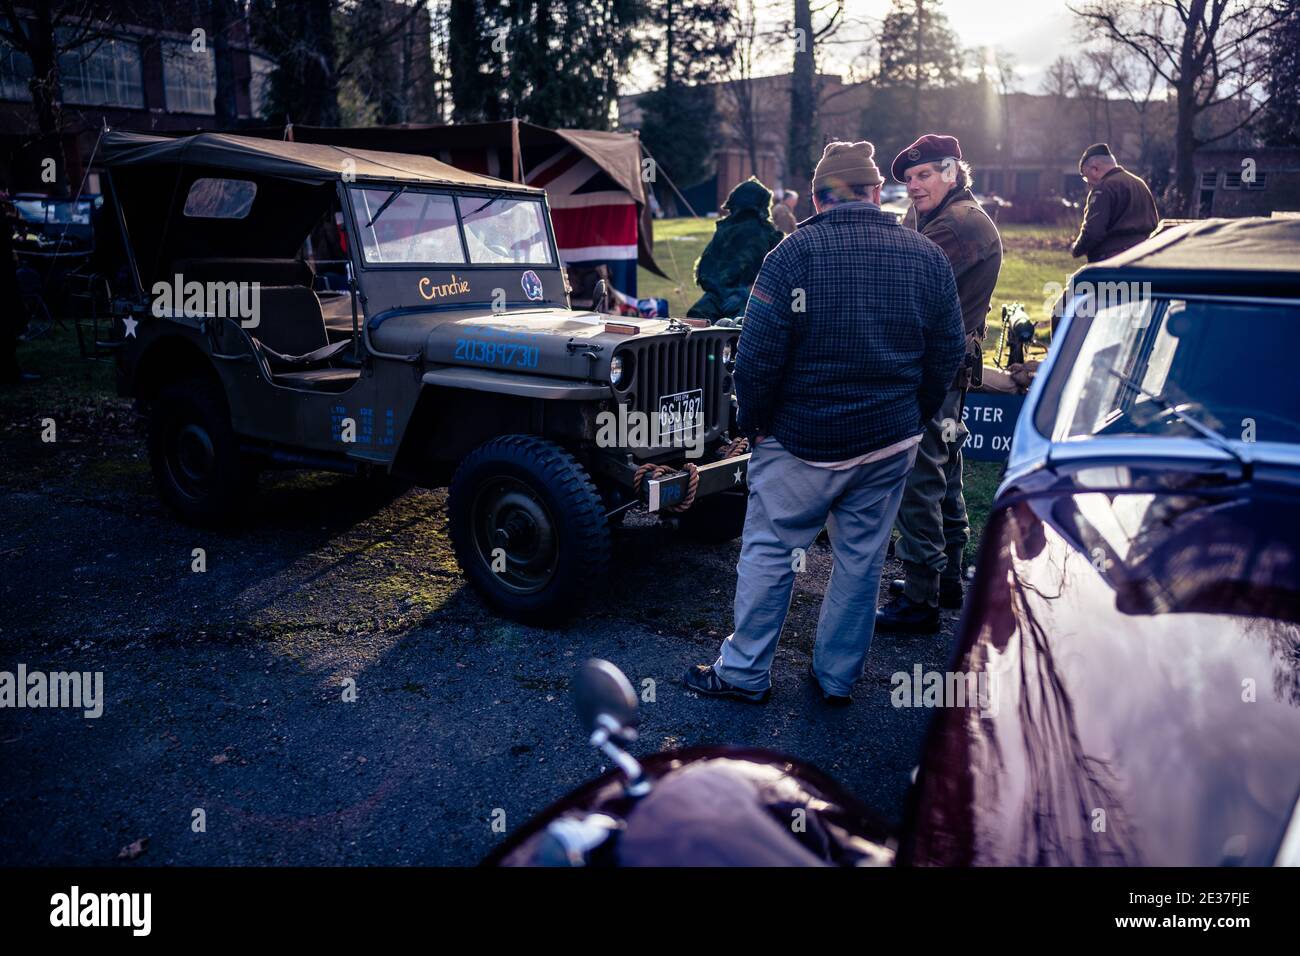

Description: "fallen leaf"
117 838 148 860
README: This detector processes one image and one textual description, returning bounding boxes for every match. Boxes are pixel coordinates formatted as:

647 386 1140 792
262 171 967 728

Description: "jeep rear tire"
448 436 611 621
148 378 255 525
676 489 748 544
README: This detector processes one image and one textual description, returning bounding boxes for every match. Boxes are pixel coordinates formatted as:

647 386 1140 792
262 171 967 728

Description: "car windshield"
350 186 465 264
348 187 553 267
457 195 553 265
1044 296 1300 446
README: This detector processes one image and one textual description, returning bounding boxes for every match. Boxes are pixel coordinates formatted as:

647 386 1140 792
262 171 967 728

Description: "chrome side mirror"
574 659 649 797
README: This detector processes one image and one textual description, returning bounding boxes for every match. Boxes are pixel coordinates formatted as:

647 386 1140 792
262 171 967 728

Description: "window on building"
1199 171 1219 190
0 18 34 101
1014 170 1040 196
1223 170 1268 191
162 39 215 114
249 54 273 119
59 34 143 108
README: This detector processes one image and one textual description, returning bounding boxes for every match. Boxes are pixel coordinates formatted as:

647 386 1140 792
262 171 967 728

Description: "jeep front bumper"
641 453 750 512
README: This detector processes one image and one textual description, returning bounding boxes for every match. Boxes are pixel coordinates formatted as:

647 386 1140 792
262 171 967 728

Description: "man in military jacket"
878 134 1003 634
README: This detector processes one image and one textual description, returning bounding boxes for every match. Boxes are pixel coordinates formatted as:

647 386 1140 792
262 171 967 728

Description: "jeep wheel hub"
472 479 558 595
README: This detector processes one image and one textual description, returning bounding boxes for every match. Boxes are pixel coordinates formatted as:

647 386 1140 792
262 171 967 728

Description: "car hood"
905 470 1300 866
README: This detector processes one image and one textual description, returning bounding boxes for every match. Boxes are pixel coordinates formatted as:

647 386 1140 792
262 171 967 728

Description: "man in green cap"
686 177 784 323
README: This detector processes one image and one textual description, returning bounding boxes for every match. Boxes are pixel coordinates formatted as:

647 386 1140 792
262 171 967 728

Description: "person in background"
877 134 1002 635
686 177 783 323
683 141 965 706
772 189 799 235
1071 143 1159 263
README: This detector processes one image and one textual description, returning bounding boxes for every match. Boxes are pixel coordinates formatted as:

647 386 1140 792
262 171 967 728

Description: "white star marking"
123 316 138 338
733 467 743 484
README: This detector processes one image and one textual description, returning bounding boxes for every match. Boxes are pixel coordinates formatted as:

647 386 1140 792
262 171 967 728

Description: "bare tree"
1071 0 1286 215
721 0 765 177
1106 24 1167 182
787 0 845 217
0 0 134 191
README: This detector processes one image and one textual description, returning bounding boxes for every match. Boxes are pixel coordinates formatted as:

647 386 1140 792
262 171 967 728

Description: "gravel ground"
0 405 964 866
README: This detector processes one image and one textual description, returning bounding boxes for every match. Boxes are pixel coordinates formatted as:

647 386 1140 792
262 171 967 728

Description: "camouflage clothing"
687 178 783 322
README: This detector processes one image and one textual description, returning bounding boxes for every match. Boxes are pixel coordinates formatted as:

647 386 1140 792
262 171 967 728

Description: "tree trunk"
1173 75 1198 216
913 0 923 124
788 0 815 216
25 1 68 193
210 0 239 127
302 0 339 126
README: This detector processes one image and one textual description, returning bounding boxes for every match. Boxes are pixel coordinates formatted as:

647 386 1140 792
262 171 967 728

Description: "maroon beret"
891 134 962 183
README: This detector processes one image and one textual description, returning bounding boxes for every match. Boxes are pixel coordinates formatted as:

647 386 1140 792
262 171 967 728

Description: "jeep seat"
254 285 331 357
249 286 359 393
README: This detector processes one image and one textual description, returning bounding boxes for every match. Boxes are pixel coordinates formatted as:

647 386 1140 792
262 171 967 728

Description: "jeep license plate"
658 388 703 438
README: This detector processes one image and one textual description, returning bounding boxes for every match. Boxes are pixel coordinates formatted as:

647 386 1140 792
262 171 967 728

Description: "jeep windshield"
348 185 554 267
1039 296 1300 447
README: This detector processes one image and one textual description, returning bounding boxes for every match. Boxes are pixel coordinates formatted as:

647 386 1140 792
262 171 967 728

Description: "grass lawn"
0 324 118 419
637 216 1079 569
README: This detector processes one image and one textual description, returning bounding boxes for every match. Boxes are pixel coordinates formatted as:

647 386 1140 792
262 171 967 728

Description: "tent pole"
510 118 522 183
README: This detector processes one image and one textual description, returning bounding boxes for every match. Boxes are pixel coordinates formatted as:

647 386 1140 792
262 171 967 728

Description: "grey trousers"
712 437 917 696
894 387 969 604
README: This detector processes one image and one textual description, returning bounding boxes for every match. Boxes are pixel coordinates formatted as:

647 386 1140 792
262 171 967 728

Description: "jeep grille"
616 330 734 459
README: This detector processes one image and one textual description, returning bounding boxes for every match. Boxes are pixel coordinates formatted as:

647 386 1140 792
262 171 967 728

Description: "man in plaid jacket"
684 140 965 706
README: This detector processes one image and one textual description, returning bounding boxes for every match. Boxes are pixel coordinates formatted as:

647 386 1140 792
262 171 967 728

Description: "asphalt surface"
0 403 964 866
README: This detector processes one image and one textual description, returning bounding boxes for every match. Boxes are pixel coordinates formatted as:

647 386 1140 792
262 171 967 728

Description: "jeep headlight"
610 352 629 388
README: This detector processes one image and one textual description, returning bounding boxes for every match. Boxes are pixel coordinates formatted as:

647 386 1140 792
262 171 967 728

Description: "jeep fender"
391 371 610 483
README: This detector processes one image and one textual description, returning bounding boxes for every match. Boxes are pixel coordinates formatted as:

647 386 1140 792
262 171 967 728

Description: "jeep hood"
370 308 718 382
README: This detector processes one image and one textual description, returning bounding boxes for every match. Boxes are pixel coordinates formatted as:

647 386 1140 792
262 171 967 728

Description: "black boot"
876 595 939 634
889 576 962 609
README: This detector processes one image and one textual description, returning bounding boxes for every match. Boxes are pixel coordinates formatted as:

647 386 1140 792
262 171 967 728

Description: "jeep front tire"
448 436 611 621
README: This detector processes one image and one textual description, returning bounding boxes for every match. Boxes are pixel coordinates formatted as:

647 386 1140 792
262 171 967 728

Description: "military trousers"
894 387 969 605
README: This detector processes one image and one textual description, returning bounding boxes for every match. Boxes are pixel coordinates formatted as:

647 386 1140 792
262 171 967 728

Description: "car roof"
101 130 541 194
1075 215 1300 297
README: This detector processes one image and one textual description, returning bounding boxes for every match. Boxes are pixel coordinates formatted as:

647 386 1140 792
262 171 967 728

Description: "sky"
629 0 1085 95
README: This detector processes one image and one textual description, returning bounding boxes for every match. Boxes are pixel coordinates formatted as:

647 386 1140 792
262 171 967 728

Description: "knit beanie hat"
812 141 884 195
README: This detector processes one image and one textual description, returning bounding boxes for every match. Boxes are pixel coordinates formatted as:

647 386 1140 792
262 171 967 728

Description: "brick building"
1193 147 1300 218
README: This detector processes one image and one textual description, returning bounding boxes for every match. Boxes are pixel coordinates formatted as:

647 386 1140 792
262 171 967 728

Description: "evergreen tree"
638 0 735 192
447 0 645 129
866 0 964 147
1260 0 1300 147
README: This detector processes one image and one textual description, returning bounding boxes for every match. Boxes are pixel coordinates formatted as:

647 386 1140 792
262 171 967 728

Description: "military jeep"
101 131 750 619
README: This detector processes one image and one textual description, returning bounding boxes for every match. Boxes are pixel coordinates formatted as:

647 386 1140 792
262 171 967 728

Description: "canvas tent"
248 121 664 296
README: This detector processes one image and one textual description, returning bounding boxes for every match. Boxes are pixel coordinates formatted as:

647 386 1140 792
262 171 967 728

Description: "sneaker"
875 595 940 634
890 577 964 609
807 663 851 707
682 664 771 704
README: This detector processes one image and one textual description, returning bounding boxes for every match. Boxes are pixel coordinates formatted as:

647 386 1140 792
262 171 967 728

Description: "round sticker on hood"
521 270 544 301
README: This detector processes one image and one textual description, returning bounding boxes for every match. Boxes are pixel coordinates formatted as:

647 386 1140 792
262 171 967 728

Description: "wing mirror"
592 279 609 314
574 659 649 796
